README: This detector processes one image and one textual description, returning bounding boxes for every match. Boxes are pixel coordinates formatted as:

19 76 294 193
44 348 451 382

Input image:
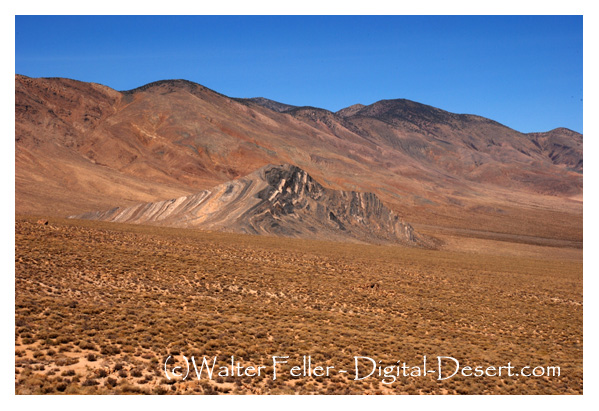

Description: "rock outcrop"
72 164 425 246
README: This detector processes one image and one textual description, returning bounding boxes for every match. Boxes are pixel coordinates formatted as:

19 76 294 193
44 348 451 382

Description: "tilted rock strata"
74 164 422 245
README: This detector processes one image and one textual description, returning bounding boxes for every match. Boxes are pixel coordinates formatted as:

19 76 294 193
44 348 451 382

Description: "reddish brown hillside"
15 75 582 241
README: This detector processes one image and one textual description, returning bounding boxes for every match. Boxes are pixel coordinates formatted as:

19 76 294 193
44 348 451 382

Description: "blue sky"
15 15 583 133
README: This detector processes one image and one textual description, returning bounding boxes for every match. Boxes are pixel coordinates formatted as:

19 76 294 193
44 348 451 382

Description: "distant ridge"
120 78 229 98
336 103 366 118
235 97 298 113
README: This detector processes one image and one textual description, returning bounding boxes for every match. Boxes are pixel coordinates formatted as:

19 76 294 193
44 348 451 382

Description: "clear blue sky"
15 15 583 133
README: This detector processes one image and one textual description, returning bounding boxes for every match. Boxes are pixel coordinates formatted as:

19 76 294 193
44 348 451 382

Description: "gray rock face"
72 164 425 246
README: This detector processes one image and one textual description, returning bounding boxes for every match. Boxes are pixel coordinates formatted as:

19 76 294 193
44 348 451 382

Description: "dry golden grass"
14 216 582 394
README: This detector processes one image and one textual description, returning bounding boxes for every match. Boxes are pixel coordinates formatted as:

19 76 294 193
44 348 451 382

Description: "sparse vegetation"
15 217 582 394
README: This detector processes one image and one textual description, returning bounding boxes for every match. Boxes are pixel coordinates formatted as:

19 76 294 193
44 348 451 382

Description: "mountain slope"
235 97 298 113
336 103 366 118
73 164 427 246
526 128 583 172
15 75 582 241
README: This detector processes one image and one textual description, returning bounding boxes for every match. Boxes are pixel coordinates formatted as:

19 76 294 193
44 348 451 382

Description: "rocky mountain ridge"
73 164 427 246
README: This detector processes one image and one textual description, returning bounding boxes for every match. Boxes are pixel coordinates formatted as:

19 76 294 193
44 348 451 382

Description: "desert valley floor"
15 216 582 395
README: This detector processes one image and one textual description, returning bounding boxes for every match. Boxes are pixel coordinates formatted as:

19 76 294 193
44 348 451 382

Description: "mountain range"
15 74 582 243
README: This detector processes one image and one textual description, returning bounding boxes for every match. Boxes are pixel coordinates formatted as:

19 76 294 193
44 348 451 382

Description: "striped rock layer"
73 164 423 245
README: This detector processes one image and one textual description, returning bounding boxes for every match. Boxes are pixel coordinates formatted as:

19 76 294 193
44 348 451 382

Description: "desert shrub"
154 385 168 395
56 336 72 344
79 341 96 350
56 357 78 366
118 383 142 394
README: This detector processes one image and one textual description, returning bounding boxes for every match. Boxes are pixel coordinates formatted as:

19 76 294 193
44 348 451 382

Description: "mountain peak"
120 79 227 99
336 104 366 118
